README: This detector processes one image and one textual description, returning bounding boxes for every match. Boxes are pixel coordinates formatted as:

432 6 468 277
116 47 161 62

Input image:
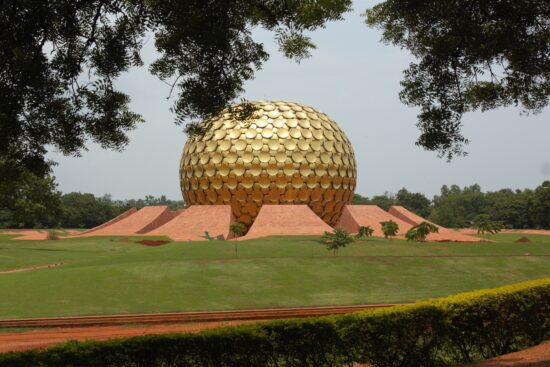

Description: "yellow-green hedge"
1 278 549 367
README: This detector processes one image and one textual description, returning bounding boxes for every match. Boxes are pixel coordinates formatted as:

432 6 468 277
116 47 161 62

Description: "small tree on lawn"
356 226 374 240
405 222 439 242
380 220 399 239
322 229 354 256
229 222 247 258
473 215 504 236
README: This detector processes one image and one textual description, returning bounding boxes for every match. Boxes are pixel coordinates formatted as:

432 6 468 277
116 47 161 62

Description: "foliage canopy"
366 0 550 159
0 0 352 178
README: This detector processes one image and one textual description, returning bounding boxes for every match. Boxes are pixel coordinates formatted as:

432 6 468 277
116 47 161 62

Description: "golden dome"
180 101 357 226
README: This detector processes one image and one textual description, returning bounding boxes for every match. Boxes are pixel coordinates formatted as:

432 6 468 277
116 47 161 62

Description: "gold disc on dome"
297 140 310 151
234 140 247 151
266 163 278 175
204 164 216 177
275 151 287 163
234 163 245 176
320 152 332 164
310 119 322 129
300 163 312 176
268 140 280 150
249 163 262 176
289 128 301 139
195 141 206 152
298 119 310 129
258 174 271 189
225 152 238 163
310 141 322 151
276 128 289 138
211 152 223 164
218 140 231 151
242 151 254 164
218 163 230 177
283 139 297 150
227 175 238 189
263 104 275 111
245 129 257 139
272 118 285 128
312 130 324 140
301 129 312 139
251 139 263 150
206 141 218 152
229 129 241 139
283 163 295 175
259 151 271 163
242 175 254 189
282 111 295 119
291 152 304 163
286 119 298 128
211 176 223 190
295 112 307 119
276 174 287 188
267 110 279 119
305 153 317 163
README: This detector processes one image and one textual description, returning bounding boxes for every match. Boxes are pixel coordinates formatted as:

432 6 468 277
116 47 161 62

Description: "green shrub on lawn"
1 278 548 367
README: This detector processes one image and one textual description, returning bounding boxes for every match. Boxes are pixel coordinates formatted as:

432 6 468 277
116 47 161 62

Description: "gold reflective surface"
180 100 357 226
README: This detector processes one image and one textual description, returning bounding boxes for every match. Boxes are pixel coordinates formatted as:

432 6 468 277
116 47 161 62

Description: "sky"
47 1 550 200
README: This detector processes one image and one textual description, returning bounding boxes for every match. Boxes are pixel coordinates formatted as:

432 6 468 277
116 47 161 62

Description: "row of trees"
1 165 548 229
0 168 184 229
352 181 550 229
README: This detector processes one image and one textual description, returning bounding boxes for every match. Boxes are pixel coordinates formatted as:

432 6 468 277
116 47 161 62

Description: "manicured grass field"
0 233 548 319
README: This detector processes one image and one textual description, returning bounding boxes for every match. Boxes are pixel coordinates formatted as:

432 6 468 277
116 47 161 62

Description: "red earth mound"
136 240 171 246
515 237 531 243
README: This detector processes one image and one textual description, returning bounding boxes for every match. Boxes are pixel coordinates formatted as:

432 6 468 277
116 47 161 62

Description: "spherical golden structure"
180 101 357 226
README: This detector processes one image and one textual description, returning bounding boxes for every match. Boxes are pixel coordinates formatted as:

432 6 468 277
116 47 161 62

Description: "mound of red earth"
242 205 333 240
515 237 531 243
336 205 413 237
147 205 234 241
73 206 177 237
388 206 482 242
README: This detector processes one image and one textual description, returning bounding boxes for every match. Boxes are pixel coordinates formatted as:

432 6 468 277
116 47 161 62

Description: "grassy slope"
0 234 548 318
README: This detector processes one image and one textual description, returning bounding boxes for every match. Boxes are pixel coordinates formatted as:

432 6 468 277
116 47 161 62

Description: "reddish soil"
336 205 413 237
74 206 173 237
0 305 394 353
466 342 550 367
0 321 259 353
146 205 234 241
0 263 63 274
137 239 171 246
388 206 483 242
242 205 333 240
516 237 532 243
0 230 49 241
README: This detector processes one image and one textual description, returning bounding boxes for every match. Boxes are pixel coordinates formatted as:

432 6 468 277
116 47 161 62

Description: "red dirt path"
0 305 394 353
0 321 258 353
466 342 550 367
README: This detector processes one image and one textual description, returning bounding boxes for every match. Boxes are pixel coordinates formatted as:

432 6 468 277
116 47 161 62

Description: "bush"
229 222 247 237
356 226 374 239
1 278 548 367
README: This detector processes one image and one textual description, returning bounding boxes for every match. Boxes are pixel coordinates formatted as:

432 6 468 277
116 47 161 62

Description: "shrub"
229 222 247 237
1 278 548 367
356 226 374 239
380 220 399 238
405 222 439 242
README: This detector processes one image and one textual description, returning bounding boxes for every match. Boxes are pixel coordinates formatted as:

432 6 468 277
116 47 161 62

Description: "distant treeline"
1 172 548 229
353 181 550 229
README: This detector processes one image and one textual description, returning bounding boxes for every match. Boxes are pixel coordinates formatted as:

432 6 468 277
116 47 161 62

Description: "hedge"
1 278 548 367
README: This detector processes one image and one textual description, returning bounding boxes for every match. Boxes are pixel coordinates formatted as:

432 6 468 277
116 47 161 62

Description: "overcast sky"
48 1 550 200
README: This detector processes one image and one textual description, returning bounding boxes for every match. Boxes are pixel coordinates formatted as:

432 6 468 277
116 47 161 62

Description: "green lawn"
0 233 548 319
